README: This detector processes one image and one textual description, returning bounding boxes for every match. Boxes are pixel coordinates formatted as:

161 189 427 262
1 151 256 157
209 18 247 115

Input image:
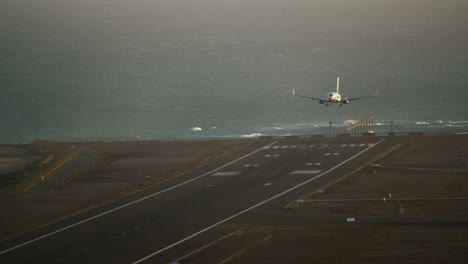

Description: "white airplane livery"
293 77 378 107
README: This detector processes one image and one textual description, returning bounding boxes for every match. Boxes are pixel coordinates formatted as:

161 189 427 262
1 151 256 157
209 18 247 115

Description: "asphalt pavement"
0 137 391 264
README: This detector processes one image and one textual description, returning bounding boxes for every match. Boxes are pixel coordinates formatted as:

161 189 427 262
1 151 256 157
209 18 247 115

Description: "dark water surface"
1 0 467 143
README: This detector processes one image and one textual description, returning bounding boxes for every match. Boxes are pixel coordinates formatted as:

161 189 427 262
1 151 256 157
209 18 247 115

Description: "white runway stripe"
212 172 241 176
290 170 322 175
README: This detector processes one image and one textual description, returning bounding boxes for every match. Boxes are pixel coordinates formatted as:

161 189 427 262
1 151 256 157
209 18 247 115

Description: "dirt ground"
0 139 251 241
174 134 468 264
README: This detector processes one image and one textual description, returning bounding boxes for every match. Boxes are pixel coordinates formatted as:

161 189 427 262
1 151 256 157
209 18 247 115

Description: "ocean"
1 0 468 143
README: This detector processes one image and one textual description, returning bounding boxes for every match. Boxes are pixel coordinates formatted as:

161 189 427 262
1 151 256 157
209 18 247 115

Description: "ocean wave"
448 121 468 124
241 133 262 138
343 120 358 125
191 127 202 131
415 121 430 125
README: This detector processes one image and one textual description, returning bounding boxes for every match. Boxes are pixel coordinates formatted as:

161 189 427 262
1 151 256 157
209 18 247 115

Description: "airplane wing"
292 89 323 101
347 91 379 101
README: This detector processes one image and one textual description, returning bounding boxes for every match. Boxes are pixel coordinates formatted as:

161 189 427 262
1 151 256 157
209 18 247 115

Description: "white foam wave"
241 133 262 138
448 121 468 124
343 120 358 125
415 122 430 125
191 127 203 131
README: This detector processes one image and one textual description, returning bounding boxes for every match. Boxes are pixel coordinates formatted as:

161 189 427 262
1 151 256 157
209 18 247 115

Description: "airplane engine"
319 100 324 104
342 99 350 104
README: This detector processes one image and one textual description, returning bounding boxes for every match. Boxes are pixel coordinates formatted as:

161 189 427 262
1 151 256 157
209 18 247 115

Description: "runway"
0 137 389 264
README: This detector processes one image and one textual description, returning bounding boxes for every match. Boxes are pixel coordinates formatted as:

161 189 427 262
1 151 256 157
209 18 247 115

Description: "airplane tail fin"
336 77 340 94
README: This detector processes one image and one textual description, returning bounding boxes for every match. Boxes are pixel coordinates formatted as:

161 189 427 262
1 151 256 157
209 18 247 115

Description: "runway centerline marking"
290 170 322 174
0 141 278 256
132 139 385 264
212 172 241 176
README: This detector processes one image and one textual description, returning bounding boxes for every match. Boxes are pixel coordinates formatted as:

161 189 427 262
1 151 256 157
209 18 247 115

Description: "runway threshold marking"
132 139 385 264
0 141 278 256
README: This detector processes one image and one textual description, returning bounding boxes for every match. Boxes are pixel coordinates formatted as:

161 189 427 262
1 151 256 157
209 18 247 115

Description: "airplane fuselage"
326 92 341 102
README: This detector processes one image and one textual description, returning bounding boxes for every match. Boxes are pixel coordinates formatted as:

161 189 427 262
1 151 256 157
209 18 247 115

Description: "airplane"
292 77 378 107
